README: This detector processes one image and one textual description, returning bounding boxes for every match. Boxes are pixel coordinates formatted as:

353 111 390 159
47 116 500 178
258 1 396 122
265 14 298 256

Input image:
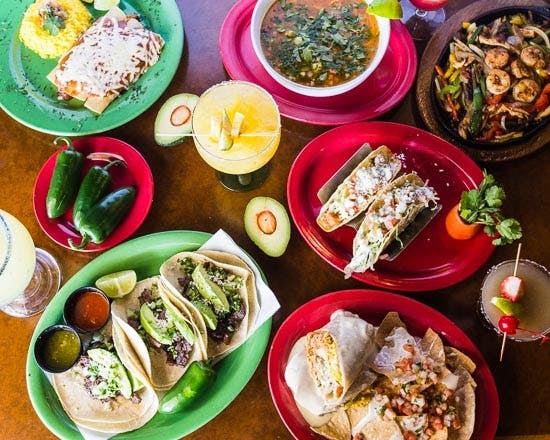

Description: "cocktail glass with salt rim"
478 259 550 342
192 81 281 192
0 209 61 317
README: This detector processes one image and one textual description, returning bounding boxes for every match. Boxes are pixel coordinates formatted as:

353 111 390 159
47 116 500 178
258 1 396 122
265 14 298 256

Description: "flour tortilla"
51 320 158 434
305 310 376 406
160 251 255 358
111 276 205 391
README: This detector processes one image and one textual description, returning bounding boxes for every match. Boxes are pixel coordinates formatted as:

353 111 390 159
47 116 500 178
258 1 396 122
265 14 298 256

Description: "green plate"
0 0 183 135
26 231 272 439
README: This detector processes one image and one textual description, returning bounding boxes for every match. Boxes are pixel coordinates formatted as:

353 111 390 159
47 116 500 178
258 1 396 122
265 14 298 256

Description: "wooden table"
0 0 548 439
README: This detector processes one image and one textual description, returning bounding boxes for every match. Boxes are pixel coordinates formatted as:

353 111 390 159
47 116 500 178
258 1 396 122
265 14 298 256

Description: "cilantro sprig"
459 171 522 246
40 3 67 36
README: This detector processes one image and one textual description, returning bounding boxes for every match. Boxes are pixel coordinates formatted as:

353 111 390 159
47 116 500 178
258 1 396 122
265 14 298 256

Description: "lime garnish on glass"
367 0 403 19
95 270 137 298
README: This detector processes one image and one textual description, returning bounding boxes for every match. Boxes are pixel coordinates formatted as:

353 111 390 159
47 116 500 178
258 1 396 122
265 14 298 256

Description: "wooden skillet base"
416 0 549 163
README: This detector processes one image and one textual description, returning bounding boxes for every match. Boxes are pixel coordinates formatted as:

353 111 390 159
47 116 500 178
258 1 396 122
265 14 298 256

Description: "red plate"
268 289 499 440
218 0 417 125
287 122 494 291
33 136 154 253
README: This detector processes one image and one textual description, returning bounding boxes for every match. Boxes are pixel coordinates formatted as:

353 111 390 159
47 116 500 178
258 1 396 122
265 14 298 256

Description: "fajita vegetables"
285 310 477 440
434 11 550 143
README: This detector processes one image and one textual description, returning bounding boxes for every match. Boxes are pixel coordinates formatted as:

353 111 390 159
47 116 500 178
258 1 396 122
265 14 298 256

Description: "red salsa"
260 0 379 87
68 289 110 332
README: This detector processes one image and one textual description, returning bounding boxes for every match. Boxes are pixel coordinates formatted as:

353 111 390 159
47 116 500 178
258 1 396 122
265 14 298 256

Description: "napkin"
50 229 280 440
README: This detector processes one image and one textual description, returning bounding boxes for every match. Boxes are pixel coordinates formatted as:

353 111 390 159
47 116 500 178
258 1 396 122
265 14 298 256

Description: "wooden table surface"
0 0 548 439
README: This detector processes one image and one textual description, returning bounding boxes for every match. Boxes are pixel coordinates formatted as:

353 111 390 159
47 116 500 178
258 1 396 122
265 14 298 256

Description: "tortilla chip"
356 418 404 439
375 312 406 347
444 346 476 374
448 381 476 440
311 407 351 440
421 328 446 365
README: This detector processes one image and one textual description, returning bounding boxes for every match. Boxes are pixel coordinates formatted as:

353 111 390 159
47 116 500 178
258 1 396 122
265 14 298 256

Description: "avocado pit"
170 105 192 127
257 210 277 235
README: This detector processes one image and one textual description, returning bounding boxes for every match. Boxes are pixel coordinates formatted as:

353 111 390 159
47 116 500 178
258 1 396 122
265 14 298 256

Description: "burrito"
305 310 376 406
316 145 402 232
160 251 258 358
51 319 158 434
111 276 206 391
344 173 438 277
47 7 164 114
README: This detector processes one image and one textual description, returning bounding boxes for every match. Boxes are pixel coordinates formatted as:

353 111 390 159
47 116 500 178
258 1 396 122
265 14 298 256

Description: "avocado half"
244 197 291 257
154 93 199 146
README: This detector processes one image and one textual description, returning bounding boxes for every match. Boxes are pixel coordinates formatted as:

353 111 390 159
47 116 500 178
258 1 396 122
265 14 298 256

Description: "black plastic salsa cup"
34 324 82 373
63 286 111 334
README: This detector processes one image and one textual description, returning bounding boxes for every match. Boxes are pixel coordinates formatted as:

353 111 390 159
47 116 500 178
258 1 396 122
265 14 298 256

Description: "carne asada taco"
345 173 438 277
160 251 257 358
316 145 402 232
51 320 158 434
111 276 206 391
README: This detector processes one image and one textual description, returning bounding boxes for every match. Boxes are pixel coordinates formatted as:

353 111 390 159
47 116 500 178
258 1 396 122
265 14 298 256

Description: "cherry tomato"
498 315 519 334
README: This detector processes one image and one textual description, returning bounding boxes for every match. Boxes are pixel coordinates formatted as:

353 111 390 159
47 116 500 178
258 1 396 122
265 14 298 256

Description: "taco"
160 251 257 358
317 145 402 232
111 276 206 391
51 319 158 434
344 173 438 277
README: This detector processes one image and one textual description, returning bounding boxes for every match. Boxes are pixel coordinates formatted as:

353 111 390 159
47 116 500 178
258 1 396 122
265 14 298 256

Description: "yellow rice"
19 0 92 59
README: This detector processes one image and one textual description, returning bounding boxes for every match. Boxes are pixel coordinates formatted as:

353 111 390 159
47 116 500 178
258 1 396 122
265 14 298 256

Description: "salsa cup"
34 324 82 374
63 286 111 334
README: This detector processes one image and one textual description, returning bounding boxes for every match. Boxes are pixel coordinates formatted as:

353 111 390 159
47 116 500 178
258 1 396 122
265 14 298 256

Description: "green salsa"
260 0 380 87
39 327 81 372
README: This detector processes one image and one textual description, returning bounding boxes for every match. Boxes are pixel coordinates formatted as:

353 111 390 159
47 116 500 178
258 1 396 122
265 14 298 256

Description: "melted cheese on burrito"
49 7 163 112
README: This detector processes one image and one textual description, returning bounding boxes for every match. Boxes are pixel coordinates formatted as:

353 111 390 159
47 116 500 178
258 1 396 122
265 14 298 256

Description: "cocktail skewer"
500 243 522 362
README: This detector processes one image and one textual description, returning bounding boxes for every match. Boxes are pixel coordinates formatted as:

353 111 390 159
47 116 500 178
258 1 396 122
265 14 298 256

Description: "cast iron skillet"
430 6 550 150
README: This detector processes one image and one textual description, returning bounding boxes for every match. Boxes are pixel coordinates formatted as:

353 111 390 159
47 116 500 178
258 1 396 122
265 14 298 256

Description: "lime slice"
95 270 137 298
367 0 403 19
94 0 120 11
490 296 524 316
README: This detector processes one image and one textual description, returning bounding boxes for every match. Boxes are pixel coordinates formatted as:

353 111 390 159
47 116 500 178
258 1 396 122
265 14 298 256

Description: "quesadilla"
111 276 206 391
47 7 164 114
317 145 402 232
51 319 158 434
160 251 258 358
344 173 438 277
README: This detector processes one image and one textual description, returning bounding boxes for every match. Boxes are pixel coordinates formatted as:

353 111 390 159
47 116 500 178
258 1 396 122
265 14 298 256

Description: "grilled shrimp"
484 47 510 69
510 59 530 78
520 46 545 69
486 69 511 95
512 79 540 103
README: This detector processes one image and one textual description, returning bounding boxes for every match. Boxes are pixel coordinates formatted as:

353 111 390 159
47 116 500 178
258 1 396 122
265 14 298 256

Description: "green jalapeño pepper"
72 160 124 231
69 186 136 250
158 361 216 414
46 137 84 219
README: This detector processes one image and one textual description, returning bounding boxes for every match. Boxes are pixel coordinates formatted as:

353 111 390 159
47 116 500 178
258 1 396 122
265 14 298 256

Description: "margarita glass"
0 209 61 317
479 259 550 342
401 0 447 40
192 81 281 191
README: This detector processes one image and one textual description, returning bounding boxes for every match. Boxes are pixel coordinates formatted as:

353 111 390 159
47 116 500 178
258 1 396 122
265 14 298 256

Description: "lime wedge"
490 296 524 316
94 0 120 11
367 0 403 19
95 270 137 298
